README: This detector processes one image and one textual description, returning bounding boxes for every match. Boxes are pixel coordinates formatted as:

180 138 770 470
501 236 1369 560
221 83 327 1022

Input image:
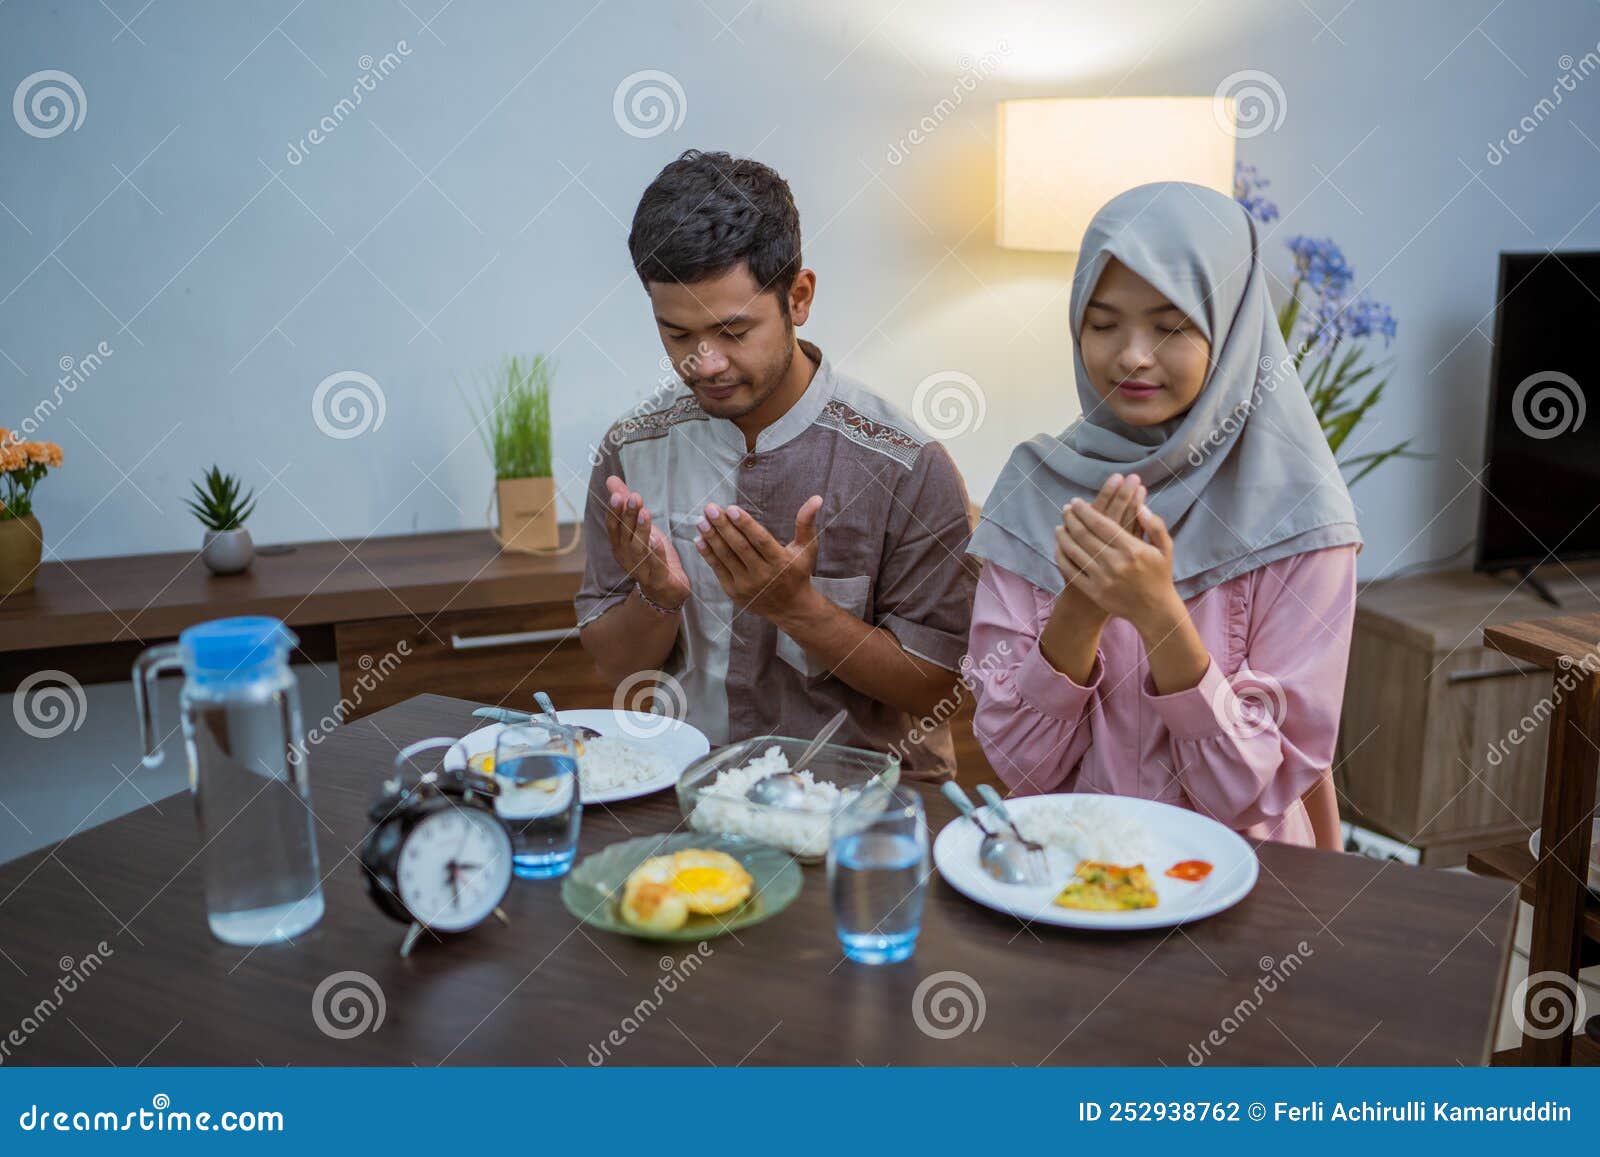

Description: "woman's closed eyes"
1086 321 1192 335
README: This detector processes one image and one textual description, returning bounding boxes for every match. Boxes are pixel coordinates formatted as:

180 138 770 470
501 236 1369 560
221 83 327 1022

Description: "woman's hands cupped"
1053 474 1184 635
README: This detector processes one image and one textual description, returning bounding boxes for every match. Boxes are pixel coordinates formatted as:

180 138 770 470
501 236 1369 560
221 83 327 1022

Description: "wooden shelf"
1467 840 1600 960
0 527 587 653
1478 614 1600 1067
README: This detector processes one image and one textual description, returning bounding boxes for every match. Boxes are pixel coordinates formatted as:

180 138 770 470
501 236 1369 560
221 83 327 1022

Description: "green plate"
561 832 803 941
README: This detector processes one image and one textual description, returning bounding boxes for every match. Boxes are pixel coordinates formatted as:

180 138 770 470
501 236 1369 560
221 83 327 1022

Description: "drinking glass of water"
493 723 581 878
828 784 927 964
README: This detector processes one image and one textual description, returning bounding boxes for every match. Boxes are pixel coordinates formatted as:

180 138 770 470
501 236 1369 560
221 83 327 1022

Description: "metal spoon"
975 783 1051 884
534 691 603 741
745 709 849 808
940 782 1041 887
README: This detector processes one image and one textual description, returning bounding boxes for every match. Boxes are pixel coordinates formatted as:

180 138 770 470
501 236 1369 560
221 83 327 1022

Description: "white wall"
5 0 1599 571
4 0 1599 857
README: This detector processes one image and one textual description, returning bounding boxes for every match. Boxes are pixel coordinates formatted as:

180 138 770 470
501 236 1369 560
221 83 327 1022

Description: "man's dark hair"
628 150 802 307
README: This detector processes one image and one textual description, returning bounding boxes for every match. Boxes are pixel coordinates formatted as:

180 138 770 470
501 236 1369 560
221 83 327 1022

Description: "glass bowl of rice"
676 736 900 862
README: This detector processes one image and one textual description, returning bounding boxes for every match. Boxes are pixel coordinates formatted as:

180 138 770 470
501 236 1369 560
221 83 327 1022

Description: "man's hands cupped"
604 475 691 610
693 495 825 622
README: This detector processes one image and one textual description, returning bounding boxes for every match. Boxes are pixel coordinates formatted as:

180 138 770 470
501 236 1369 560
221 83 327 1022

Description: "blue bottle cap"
179 616 298 681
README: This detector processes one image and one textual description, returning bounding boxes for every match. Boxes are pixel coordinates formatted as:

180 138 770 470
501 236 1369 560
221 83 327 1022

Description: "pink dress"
967 547 1358 847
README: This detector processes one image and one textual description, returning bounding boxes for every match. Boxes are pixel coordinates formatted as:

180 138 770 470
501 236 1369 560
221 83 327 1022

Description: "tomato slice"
1165 859 1213 882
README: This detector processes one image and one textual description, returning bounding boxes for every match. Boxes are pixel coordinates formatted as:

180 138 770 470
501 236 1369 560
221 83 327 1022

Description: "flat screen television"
1475 250 1600 580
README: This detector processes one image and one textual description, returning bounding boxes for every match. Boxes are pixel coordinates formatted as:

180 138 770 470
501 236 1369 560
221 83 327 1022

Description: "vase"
202 527 254 575
0 514 42 596
492 476 560 553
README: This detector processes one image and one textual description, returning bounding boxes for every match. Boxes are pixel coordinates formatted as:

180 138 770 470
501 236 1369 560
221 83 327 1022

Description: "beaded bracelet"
634 581 684 617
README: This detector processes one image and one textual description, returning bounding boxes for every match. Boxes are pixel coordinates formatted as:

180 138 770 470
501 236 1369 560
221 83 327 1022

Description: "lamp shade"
996 97 1238 252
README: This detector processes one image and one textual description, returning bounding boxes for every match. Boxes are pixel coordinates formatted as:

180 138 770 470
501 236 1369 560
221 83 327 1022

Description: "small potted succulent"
186 465 258 576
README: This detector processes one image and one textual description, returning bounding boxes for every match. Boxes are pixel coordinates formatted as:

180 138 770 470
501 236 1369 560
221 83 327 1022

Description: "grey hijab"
969 181 1362 600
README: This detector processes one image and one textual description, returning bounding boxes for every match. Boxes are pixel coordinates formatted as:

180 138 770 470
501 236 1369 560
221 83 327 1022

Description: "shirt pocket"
776 574 874 680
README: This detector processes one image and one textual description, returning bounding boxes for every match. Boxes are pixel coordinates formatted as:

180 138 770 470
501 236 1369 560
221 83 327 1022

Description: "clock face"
396 805 514 933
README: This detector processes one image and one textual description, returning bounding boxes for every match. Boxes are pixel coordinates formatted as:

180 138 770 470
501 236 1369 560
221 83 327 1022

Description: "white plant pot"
202 527 254 575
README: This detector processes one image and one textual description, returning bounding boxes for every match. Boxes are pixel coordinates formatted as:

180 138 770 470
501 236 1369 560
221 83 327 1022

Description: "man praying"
576 150 977 779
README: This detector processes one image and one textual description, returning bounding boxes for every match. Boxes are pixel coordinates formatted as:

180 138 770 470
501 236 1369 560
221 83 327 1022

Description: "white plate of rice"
445 710 709 805
932 793 1258 931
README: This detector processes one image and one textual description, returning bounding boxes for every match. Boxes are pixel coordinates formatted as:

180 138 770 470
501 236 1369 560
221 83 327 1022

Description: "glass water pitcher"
134 616 324 946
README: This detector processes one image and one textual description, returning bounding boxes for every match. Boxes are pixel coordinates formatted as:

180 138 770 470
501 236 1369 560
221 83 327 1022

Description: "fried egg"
617 849 754 932
620 857 690 933
665 849 754 915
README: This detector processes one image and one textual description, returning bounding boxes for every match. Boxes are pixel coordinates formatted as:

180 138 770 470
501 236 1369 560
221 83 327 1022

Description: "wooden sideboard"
1337 563 1600 865
0 528 999 784
0 529 609 720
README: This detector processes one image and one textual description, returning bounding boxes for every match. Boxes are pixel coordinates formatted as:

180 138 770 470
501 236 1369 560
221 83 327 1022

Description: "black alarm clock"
359 737 515 957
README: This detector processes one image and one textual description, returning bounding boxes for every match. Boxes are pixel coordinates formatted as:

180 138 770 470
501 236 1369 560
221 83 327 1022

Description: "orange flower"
25 441 62 467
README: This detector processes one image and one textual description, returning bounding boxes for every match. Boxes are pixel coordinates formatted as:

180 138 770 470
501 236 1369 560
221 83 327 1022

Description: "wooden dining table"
0 693 1518 1066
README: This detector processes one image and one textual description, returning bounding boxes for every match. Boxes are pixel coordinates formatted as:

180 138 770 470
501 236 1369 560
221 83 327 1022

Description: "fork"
940 783 1044 887
976 784 1051 882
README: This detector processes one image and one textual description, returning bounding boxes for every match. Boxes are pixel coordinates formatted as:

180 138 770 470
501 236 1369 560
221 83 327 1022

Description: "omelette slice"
1054 861 1158 912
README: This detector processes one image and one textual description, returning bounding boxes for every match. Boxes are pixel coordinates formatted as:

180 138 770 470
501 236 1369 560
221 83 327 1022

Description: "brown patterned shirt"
577 341 977 779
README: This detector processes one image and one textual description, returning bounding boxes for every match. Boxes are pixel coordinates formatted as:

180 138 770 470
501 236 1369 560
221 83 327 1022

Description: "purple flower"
1307 292 1399 352
1234 167 1401 354
1233 162 1279 223
1306 295 1346 353
1287 235 1354 299
1345 295 1398 345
